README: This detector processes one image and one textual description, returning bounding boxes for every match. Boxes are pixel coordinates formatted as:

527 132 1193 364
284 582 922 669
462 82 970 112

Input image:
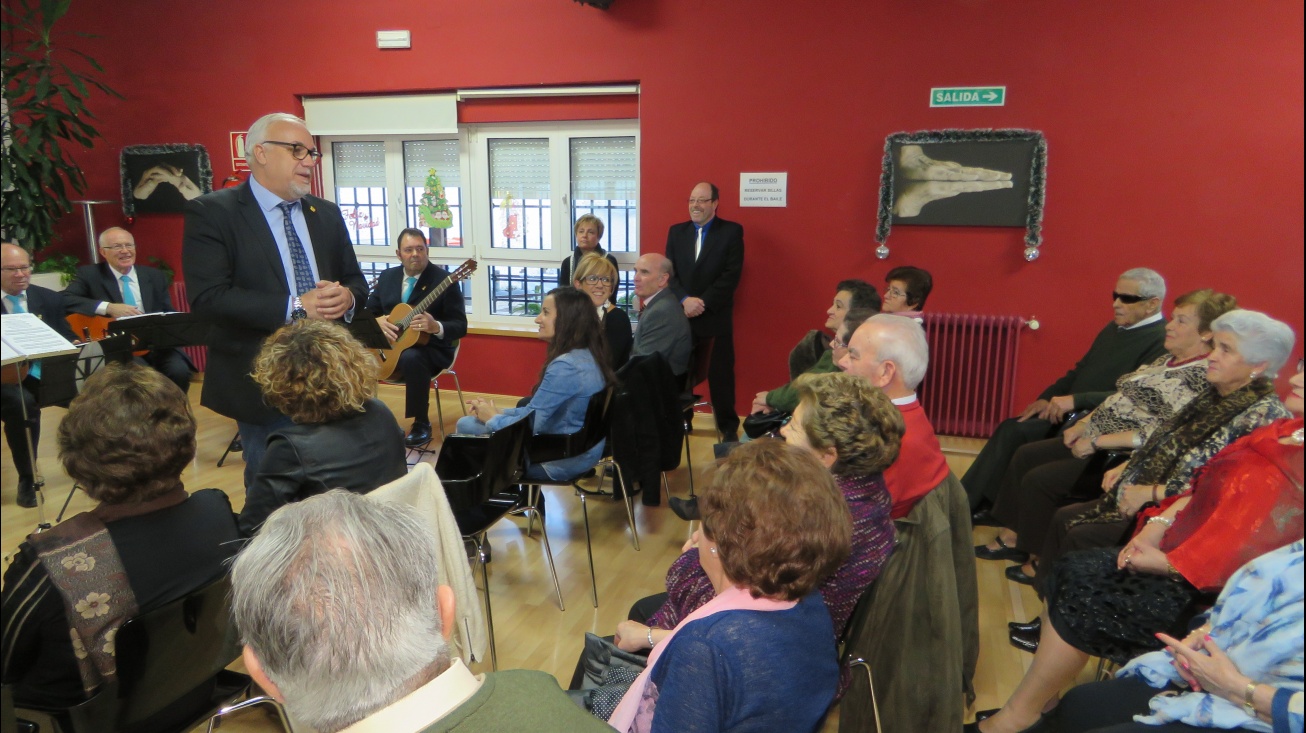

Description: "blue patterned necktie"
119 274 137 307
277 201 317 296
402 276 417 303
6 294 41 378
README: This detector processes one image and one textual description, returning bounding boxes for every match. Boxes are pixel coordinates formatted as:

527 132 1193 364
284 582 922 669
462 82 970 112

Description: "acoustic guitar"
66 313 149 356
373 259 477 380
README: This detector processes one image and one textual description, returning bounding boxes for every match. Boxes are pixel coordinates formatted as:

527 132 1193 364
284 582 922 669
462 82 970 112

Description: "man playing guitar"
365 228 467 446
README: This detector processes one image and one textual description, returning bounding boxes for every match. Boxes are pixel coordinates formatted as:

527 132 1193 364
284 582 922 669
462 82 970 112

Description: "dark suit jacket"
630 289 691 377
182 181 367 425
364 263 468 364
62 262 174 316
665 216 744 337
13 285 76 342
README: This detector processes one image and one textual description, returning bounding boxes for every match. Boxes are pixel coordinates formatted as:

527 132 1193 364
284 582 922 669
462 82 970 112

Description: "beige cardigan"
368 463 489 664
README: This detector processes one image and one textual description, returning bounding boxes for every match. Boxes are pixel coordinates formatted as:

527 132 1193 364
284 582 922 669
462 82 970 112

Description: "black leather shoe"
405 422 433 447
975 536 1029 562
971 509 1001 527
230 435 243 453
1008 617 1042 634
669 496 700 521
963 709 999 733
16 478 37 508
1005 563 1038 586
1009 626 1040 653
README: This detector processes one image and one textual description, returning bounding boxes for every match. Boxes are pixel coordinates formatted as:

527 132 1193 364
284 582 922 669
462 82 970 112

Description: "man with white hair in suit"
230 490 610 733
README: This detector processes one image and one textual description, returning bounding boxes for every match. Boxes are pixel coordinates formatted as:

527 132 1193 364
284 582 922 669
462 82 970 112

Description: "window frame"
319 120 639 329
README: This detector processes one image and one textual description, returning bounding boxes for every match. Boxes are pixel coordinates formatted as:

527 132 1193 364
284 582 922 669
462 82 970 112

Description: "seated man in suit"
366 228 468 446
231 490 612 733
62 227 194 395
629 252 691 379
1 243 78 508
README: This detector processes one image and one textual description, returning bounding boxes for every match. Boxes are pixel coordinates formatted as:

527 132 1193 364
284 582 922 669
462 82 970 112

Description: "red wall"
44 0 1305 408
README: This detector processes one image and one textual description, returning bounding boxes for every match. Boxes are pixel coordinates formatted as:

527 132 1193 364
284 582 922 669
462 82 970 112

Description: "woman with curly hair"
1 363 241 714
238 320 406 535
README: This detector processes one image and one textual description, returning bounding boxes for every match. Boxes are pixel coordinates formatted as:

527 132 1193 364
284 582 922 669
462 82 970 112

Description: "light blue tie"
401 276 417 303
6 294 40 378
120 274 137 307
277 201 317 296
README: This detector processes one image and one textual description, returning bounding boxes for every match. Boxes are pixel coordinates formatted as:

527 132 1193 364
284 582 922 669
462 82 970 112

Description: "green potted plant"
2 0 121 252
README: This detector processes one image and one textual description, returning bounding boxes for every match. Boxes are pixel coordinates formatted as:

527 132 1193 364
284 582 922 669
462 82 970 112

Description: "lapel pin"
309 205 316 213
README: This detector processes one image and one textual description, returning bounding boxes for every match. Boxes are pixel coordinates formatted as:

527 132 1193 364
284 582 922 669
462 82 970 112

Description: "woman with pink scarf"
608 440 850 733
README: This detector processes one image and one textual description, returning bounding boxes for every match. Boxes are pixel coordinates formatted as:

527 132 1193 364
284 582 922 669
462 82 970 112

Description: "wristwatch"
291 296 308 321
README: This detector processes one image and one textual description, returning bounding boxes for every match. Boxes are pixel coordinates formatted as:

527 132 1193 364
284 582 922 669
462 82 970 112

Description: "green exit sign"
930 86 1006 107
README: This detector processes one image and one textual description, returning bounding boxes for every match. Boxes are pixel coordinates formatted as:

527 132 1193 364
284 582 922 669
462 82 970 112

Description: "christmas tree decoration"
419 169 454 229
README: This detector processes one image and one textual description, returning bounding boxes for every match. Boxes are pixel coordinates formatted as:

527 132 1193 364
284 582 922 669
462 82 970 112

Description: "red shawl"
1159 418 1304 593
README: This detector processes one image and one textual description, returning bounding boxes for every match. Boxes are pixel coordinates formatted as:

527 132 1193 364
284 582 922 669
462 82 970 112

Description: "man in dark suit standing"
183 112 367 489
365 228 467 446
62 227 194 395
665 181 744 440
1 242 78 507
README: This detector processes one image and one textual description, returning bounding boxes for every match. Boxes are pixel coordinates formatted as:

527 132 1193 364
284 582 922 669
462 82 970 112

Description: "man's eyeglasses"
830 337 848 350
102 243 136 251
262 140 322 161
582 275 613 285
1112 291 1152 304
687 197 715 205
1 265 33 274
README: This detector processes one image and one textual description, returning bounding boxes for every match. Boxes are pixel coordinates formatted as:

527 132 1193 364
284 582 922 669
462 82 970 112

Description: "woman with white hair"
970 352 1303 733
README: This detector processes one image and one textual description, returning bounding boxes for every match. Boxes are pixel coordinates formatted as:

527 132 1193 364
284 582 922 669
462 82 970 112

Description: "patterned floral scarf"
1072 379 1276 527
28 514 140 697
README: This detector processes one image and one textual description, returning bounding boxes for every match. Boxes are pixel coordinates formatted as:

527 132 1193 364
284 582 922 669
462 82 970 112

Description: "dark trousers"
1036 498 1132 593
397 346 454 424
696 331 739 438
140 348 193 397
0 377 40 479
1043 676 1199 732
990 438 1098 555
962 416 1056 510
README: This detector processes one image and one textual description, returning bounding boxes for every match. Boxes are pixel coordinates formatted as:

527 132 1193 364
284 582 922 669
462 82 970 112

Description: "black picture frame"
875 129 1047 250
120 144 213 216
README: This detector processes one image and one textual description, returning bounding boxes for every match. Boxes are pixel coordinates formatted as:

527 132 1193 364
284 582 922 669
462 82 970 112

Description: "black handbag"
742 410 791 439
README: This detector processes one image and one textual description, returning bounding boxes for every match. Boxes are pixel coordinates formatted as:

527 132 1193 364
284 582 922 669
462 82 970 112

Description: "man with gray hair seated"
230 490 611 733
966 268 1170 523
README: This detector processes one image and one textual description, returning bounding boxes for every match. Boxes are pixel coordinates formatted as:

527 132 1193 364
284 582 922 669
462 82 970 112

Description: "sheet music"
1 313 80 365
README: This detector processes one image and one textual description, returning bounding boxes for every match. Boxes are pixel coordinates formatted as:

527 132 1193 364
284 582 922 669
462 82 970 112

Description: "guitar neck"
398 275 459 327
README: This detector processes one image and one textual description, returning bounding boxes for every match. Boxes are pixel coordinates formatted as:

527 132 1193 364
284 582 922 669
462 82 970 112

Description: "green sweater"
1038 319 1169 410
428 669 612 733
766 348 841 413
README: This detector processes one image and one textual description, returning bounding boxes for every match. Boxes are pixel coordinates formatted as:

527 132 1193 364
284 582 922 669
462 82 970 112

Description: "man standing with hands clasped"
666 181 745 441
183 112 367 489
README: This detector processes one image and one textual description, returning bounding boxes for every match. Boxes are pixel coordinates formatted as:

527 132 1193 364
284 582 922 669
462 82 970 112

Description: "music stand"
108 312 211 351
344 317 392 350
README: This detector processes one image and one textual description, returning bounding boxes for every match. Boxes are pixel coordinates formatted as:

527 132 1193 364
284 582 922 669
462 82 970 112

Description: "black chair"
436 414 539 669
14 574 291 733
678 337 715 497
523 387 636 608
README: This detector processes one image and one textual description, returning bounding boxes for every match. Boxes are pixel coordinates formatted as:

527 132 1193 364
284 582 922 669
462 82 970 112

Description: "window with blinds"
403 140 463 248
570 136 637 254
488 138 551 251
332 141 389 246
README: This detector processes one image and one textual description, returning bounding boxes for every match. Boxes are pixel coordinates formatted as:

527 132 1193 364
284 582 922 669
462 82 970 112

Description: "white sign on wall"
739 172 788 207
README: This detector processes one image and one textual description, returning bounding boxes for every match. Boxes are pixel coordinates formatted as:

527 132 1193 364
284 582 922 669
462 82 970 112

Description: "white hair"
230 490 448 733
866 314 930 390
1210 310 1296 378
1119 267 1166 302
245 112 309 158
97 227 131 248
